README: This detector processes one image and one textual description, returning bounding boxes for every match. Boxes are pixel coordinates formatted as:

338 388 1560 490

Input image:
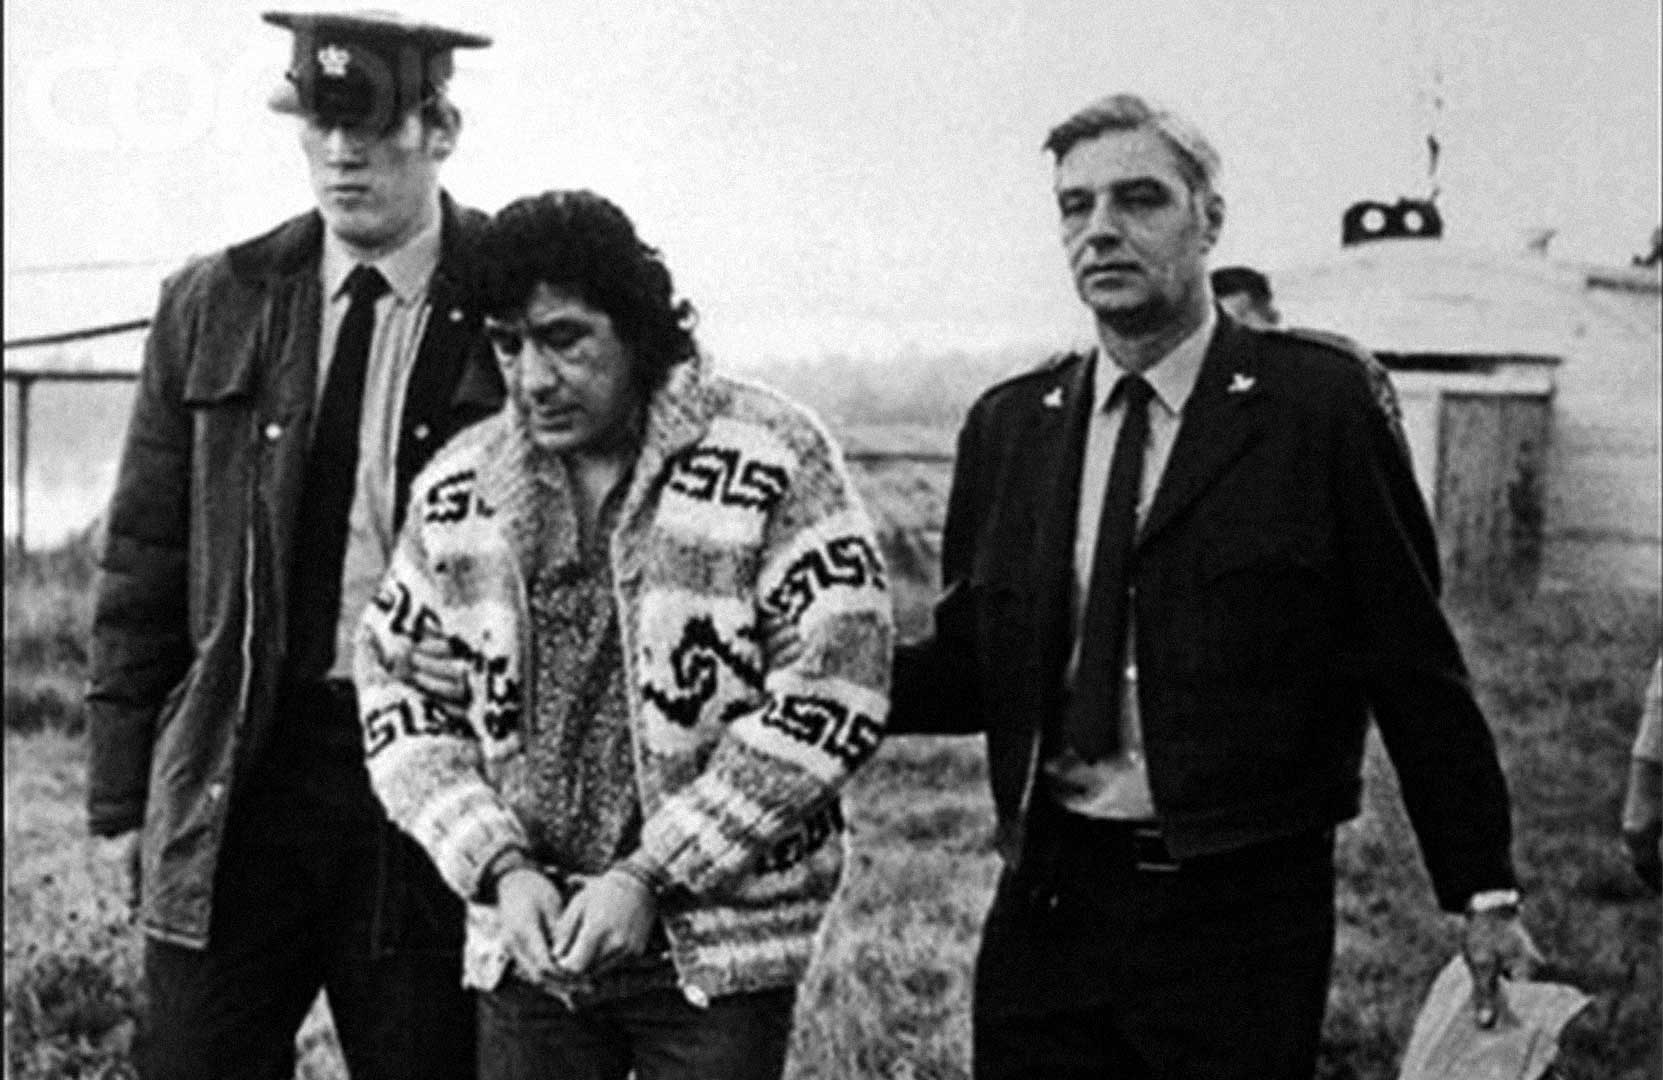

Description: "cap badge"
317 45 351 78
1042 387 1064 409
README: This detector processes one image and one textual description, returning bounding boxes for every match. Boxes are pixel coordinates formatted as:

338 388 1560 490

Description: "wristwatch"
1465 888 1522 916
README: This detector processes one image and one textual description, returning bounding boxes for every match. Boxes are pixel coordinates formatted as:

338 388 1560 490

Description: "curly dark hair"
477 190 698 391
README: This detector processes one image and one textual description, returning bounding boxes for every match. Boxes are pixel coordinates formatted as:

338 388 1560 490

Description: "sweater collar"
486 347 715 585
613 348 712 583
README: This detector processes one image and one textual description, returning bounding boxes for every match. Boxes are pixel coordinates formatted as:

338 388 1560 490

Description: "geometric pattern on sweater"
639 611 765 730
356 351 892 1003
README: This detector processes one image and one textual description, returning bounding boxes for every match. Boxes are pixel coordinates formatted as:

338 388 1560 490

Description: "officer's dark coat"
891 313 1515 913
86 194 504 948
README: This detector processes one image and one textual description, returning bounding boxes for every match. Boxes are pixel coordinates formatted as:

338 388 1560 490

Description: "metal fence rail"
4 318 148 552
4 318 152 351
1 318 956 552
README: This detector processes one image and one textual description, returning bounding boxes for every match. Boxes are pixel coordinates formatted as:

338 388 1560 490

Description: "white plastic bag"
1397 955 1590 1080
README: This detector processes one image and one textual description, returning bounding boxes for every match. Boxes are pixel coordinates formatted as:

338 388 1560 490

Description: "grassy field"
5 533 1659 1079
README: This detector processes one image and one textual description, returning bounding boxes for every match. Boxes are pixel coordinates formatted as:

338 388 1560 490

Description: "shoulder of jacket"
693 376 866 505
155 249 231 303
1260 324 1377 366
436 194 490 283
153 213 320 335
220 210 323 282
705 374 832 441
1249 324 1388 409
447 199 490 236
973 348 1089 409
409 414 508 499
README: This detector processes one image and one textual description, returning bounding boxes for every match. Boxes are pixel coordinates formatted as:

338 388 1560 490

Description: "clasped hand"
497 866 658 988
404 638 659 985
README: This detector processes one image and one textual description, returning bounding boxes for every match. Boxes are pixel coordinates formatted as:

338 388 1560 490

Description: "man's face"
1055 127 1223 332
489 282 643 457
300 110 450 255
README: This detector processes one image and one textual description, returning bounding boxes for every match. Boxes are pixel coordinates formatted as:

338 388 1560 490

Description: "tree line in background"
736 347 1039 429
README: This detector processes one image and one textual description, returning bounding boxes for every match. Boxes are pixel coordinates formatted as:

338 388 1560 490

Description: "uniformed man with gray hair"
892 92 1540 1079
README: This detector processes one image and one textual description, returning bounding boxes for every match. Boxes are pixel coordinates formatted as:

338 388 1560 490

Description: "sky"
4 0 1661 362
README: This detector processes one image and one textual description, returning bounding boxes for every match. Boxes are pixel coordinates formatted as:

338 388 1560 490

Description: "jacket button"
263 422 283 442
207 781 225 801
449 308 464 323
414 423 431 441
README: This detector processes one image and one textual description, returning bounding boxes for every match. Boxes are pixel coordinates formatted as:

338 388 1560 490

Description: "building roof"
1275 238 1660 356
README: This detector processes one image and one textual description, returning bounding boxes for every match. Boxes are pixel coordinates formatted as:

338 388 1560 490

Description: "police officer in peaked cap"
265 9 492 133
86 9 502 1078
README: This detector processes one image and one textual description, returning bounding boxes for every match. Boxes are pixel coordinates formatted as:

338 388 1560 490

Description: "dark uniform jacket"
891 313 1515 912
85 194 505 947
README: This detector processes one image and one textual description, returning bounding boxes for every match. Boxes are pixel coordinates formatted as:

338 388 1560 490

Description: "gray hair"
1043 93 1221 195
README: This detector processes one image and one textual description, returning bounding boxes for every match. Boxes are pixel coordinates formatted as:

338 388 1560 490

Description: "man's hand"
405 634 470 713
497 868 567 986
551 869 657 977
1623 824 1662 892
1621 758 1662 893
1461 908 1544 1029
118 831 141 909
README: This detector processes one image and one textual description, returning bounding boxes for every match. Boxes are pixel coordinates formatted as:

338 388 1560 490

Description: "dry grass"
5 542 1658 1079
4 540 98 736
5 731 141 1079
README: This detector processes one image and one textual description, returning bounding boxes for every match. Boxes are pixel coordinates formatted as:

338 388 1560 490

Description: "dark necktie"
287 263 389 684
1063 371 1155 761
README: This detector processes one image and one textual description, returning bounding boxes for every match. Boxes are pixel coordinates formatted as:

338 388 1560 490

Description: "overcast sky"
5 0 1660 360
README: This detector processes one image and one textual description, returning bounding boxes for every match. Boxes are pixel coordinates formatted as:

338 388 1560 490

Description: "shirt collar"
320 210 443 306
1093 304 1217 417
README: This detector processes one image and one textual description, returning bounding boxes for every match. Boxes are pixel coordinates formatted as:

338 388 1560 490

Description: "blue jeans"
477 979 796 1080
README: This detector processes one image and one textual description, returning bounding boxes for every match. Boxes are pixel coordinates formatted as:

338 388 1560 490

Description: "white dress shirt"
1046 307 1216 819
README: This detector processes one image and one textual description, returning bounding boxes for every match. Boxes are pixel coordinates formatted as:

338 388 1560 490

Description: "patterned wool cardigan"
355 353 893 1004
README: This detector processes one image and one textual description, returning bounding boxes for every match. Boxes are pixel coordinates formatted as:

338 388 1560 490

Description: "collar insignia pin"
1042 387 1064 409
1228 373 1257 394
317 45 351 78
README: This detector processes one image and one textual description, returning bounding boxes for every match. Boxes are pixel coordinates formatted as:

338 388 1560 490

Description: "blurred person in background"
1212 262 1413 460
84 11 501 1077
356 189 892 1080
890 92 1540 1080
1621 654 1662 893
1209 264 1280 329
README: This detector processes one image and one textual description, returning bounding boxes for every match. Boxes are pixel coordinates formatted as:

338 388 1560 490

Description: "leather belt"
1053 812 1181 873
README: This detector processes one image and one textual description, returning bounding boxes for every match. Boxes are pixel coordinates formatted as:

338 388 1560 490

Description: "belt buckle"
1132 825 1180 873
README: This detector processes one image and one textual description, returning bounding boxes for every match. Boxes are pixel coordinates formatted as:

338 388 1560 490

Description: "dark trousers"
135 682 475 1080
972 811 1336 1080
477 980 796 1080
